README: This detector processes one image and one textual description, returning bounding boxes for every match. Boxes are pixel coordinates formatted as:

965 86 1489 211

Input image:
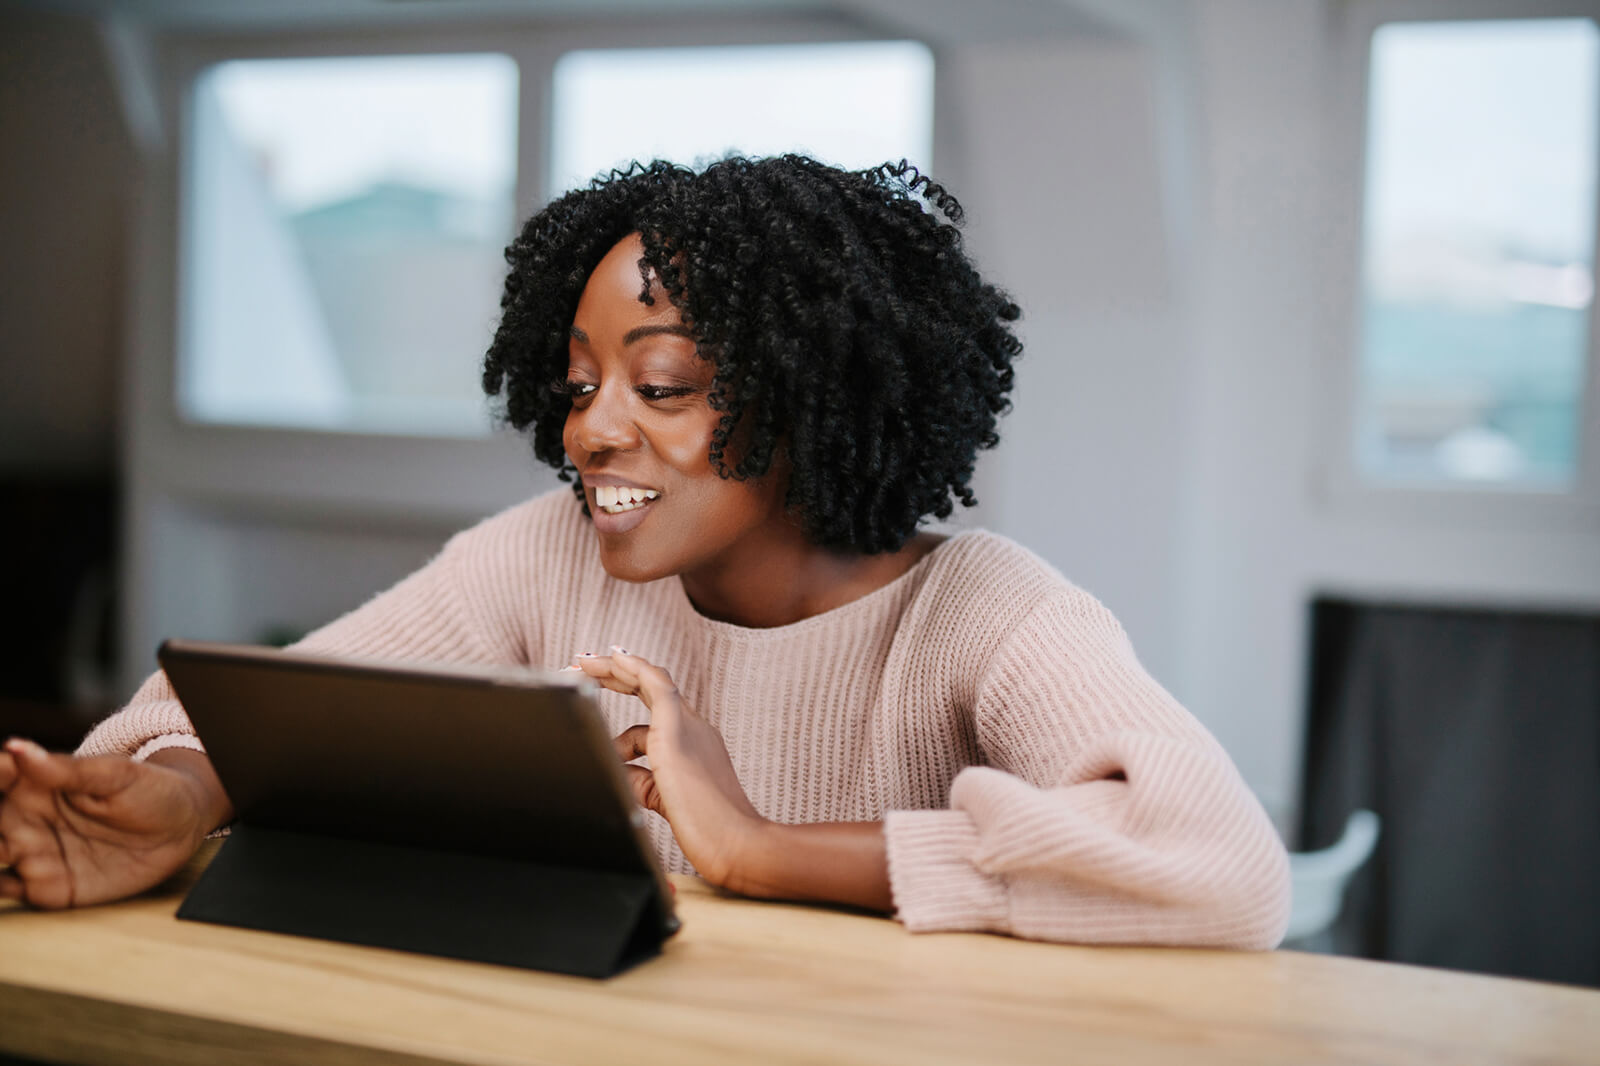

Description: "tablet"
157 638 678 975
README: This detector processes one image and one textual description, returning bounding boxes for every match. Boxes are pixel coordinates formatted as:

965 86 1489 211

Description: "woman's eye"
552 379 695 403
553 379 596 400
636 384 696 402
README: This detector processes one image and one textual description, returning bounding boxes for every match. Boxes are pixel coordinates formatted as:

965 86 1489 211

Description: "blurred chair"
1283 809 1380 950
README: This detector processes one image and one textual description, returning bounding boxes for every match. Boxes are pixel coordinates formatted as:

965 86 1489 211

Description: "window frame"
179 48 526 440
1317 0 1600 531
147 13 933 524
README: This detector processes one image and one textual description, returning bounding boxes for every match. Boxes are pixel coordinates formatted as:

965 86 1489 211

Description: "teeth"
594 486 660 514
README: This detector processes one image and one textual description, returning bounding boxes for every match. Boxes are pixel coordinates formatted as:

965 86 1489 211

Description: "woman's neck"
678 530 947 629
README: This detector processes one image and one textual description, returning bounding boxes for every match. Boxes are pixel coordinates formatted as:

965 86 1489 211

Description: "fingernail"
576 651 595 658
559 664 582 673
610 645 630 655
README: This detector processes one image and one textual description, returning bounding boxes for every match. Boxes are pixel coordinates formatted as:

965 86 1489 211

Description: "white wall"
1175 0 1600 828
943 36 1189 694
141 499 453 649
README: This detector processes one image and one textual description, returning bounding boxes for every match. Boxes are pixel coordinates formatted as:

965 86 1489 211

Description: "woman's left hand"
571 648 767 890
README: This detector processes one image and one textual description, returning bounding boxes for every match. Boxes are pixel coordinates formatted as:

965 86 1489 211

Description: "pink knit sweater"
81 490 1290 948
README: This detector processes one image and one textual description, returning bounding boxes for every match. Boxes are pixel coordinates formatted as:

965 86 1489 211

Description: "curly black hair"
482 154 1021 554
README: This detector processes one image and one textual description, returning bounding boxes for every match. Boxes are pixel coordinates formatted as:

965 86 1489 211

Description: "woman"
0 156 1289 947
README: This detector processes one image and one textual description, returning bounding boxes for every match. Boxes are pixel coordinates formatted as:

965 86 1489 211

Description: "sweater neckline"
667 529 982 640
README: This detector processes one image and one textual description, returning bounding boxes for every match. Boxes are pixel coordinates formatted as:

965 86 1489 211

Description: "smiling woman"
5 156 1290 950
554 234 793 591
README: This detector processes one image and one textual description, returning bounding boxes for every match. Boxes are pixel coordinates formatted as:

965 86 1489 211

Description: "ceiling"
0 0 1125 43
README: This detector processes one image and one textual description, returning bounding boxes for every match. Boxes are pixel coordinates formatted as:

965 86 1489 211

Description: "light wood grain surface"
1 842 1596 1066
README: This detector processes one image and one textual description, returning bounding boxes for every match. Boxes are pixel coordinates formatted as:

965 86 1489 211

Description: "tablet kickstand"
177 824 666 979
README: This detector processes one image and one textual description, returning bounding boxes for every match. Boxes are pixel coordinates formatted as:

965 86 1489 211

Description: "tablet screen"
158 639 666 884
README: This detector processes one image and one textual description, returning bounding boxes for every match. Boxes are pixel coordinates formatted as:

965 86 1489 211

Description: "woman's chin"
595 543 672 584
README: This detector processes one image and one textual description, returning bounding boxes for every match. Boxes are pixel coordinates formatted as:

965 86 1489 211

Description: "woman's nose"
570 385 641 453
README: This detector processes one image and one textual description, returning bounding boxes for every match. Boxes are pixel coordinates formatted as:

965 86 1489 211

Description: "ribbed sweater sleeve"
76 507 539 761
883 585 1292 947
883 590 1291 950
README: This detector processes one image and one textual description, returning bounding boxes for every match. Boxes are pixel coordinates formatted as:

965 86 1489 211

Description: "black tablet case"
158 640 677 979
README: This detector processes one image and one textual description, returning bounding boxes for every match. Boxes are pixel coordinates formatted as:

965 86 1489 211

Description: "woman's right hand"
0 739 233 909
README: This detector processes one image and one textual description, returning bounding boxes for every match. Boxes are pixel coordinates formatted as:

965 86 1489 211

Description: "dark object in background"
0 478 117 751
1299 597 1600 988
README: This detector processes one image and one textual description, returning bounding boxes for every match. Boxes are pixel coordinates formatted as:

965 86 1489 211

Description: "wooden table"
1 844 1596 1066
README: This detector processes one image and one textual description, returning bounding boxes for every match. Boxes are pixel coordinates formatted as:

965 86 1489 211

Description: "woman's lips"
590 493 657 535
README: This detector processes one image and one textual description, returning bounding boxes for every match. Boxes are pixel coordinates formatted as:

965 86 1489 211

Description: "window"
176 40 936 440
182 54 519 437
548 41 934 196
1354 18 1596 487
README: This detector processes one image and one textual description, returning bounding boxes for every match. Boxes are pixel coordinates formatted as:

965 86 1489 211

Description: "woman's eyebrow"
569 326 588 343
623 323 694 345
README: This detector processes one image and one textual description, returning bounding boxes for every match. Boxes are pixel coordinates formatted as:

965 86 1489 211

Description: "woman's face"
563 233 788 584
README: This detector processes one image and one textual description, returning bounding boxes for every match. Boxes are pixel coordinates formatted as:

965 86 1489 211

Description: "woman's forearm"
729 821 893 913
142 747 891 913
